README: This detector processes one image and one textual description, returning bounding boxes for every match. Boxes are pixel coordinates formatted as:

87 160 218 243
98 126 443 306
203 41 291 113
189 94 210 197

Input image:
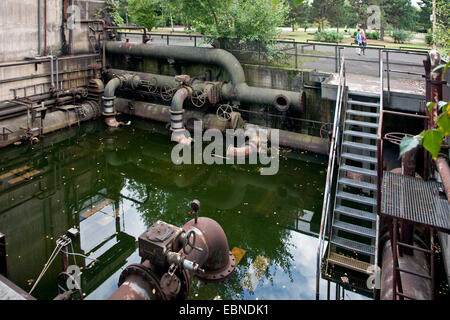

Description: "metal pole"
335 46 338 73
167 35 169 46
194 36 197 47
295 42 298 69
430 228 435 300
386 51 391 106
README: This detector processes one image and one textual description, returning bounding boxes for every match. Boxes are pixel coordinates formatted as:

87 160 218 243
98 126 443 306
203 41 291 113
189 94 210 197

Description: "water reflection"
0 118 368 300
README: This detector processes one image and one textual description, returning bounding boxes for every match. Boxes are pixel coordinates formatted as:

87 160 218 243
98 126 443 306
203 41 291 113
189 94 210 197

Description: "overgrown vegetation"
390 29 414 43
314 30 344 42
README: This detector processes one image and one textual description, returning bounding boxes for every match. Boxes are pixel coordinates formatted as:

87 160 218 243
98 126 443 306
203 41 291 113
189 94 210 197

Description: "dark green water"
0 118 368 300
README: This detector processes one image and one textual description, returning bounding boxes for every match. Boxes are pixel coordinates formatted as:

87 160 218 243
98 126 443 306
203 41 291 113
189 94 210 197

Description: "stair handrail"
316 49 346 300
374 50 384 298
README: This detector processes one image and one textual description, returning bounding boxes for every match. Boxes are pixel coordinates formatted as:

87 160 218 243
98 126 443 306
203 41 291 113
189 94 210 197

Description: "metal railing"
118 32 428 73
374 50 385 299
315 49 346 300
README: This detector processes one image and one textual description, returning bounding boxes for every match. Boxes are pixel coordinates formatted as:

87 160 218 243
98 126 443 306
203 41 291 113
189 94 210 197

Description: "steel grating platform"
381 171 450 232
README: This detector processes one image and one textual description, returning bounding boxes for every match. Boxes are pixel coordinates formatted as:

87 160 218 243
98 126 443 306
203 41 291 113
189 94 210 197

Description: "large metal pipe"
115 98 328 154
380 239 432 300
105 42 305 112
436 157 450 202
103 73 140 127
170 87 193 144
0 101 101 148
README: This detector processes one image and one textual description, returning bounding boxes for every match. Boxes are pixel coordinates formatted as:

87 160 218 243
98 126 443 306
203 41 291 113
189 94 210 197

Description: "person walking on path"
361 30 367 55
355 29 362 55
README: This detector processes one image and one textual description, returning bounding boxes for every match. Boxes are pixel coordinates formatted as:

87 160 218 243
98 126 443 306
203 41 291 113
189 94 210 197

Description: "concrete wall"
0 0 105 62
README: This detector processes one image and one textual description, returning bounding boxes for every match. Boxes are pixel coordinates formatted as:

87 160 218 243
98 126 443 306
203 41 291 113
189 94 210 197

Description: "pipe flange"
102 112 118 118
170 109 185 116
196 251 236 283
118 263 168 300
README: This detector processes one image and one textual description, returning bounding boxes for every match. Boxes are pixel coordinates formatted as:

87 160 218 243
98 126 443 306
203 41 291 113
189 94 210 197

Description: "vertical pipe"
38 0 41 55
392 219 398 300
430 229 435 300
295 42 298 69
167 35 169 46
44 0 47 56
56 58 59 90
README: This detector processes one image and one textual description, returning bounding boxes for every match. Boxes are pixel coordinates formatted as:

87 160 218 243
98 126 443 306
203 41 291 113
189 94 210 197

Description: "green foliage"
366 31 380 40
434 0 450 59
96 0 124 26
288 0 312 30
173 0 289 60
314 30 344 42
128 0 158 30
425 33 434 45
390 29 413 43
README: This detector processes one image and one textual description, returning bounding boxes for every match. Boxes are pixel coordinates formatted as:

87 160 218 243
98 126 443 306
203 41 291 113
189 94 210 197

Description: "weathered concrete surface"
0 0 104 62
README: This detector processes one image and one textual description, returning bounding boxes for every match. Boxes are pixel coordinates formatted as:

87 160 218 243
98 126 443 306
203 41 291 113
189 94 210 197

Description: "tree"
328 0 349 32
311 0 331 31
128 0 158 30
287 0 312 32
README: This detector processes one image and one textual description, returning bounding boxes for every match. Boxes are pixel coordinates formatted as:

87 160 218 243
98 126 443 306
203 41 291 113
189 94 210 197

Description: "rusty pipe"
115 98 328 154
436 157 450 202
226 130 260 159
104 42 306 112
44 0 47 56
103 74 140 127
170 87 193 145
108 260 157 300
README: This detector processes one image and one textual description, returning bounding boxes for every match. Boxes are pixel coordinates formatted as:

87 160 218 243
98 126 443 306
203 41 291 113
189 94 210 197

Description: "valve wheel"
191 90 206 108
160 86 175 101
216 104 233 121
143 77 158 94
183 230 197 255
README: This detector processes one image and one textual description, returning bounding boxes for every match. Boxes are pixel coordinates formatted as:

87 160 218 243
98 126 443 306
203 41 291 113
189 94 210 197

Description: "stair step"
333 221 376 238
335 205 377 222
341 153 378 164
343 141 378 152
346 110 379 118
348 91 380 99
344 130 378 140
341 165 377 177
338 177 377 191
331 235 375 256
328 252 373 274
345 120 379 129
337 191 377 206
348 100 380 108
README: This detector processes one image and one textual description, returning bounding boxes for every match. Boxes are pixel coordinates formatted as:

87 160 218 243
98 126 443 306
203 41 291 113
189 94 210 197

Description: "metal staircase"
326 89 380 275
316 49 384 299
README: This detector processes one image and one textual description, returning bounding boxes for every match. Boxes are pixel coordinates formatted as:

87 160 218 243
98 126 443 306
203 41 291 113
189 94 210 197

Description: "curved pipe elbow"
226 134 260 159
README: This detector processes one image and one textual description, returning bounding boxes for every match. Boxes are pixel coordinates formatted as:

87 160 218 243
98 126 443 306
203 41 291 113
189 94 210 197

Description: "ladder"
326 90 380 275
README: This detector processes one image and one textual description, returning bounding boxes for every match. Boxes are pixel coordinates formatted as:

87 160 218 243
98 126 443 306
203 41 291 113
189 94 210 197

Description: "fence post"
295 42 298 69
167 35 169 46
335 46 338 73
194 36 197 47
386 51 391 106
